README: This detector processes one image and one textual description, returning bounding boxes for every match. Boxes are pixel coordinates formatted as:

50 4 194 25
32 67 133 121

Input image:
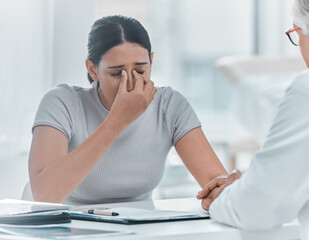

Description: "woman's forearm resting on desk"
29 118 124 203
175 127 228 189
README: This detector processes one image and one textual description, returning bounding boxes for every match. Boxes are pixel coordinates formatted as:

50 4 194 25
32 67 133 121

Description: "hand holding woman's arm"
197 170 241 210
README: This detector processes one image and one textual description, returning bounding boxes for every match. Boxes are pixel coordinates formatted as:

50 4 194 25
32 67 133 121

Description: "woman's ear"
85 59 99 82
149 52 154 75
150 52 154 65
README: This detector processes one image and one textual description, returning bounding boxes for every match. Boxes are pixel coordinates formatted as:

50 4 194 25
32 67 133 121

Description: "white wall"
0 0 94 199
257 0 298 56
53 0 95 87
0 0 302 199
0 0 53 199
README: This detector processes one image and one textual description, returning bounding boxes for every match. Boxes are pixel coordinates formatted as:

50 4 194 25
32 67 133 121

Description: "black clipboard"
0 211 71 225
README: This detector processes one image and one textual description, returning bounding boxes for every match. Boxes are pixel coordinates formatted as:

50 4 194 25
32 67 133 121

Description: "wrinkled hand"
109 70 157 127
196 170 241 211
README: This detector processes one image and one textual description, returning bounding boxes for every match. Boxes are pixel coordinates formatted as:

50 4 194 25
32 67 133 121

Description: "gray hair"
293 0 309 34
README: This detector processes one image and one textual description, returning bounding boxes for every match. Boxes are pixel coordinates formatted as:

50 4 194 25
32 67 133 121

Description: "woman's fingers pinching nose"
118 70 128 93
132 70 142 79
132 70 144 89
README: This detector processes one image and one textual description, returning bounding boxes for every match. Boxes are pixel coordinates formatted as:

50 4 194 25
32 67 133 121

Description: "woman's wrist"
104 113 128 133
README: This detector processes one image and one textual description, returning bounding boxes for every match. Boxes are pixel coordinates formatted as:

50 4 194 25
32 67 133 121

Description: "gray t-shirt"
33 81 201 205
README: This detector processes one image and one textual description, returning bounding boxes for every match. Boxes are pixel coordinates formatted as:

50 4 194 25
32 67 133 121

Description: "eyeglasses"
286 27 301 46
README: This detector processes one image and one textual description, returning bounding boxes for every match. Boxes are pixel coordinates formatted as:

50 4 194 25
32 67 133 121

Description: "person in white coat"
197 0 309 239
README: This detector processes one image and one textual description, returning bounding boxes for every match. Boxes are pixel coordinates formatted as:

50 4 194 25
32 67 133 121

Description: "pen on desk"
82 209 119 216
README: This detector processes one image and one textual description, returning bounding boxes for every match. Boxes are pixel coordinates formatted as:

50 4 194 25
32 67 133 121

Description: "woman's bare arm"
175 127 227 188
29 118 125 203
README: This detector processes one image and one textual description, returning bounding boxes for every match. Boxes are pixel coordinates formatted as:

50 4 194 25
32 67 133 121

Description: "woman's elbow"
30 180 63 203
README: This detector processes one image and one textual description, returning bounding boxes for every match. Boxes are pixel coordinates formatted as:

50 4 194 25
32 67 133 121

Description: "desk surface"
0 198 300 240
67 198 300 240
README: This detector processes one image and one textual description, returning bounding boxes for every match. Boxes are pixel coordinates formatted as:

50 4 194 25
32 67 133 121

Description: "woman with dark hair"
29 15 227 205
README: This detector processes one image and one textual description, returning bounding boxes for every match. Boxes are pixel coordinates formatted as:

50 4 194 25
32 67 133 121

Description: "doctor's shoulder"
284 69 309 97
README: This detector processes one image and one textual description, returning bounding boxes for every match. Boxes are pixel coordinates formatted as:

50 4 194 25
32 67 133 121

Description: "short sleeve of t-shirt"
161 87 201 145
32 84 79 141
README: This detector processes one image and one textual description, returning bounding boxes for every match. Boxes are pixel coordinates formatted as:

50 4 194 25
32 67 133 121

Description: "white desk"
64 198 300 240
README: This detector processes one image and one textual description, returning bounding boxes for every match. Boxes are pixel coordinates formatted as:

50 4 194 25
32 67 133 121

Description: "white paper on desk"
0 199 71 216
71 207 209 224
0 225 134 239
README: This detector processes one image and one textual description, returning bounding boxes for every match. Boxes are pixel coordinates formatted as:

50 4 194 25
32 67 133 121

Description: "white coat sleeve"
209 72 309 230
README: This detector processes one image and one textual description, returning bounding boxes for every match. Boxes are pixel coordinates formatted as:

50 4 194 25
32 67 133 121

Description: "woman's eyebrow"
107 62 148 69
108 65 124 69
134 62 148 66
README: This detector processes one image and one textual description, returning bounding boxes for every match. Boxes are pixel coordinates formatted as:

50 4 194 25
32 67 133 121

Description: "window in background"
0 0 95 199
94 0 302 199
95 0 255 199
0 0 300 200
0 0 55 199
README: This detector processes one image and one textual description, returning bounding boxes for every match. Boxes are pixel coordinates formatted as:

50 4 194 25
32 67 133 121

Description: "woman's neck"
98 86 112 111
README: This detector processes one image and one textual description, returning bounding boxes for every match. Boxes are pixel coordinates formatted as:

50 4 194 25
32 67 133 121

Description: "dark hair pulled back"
87 15 152 83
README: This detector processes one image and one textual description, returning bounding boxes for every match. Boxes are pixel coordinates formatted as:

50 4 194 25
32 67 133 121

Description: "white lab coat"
209 69 309 239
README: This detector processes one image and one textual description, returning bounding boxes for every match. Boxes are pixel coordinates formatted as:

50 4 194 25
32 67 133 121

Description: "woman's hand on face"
109 70 157 128
197 170 241 210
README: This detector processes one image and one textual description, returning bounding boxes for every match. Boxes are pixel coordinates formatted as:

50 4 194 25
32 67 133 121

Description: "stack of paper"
0 225 134 239
0 199 71 215
0 199 72 225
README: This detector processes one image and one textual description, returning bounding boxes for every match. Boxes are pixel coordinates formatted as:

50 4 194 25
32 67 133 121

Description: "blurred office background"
0 0 305 200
